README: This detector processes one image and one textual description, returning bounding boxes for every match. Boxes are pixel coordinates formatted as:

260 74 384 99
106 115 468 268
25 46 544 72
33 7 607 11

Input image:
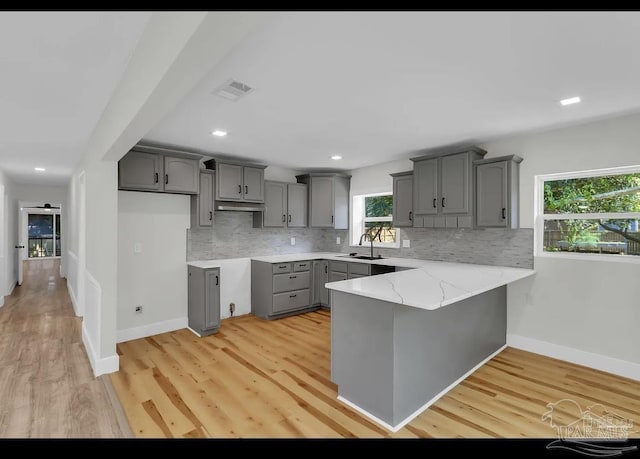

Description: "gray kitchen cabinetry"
391 171 414 227
216 161 266 203
411 147 486 228
187 265 220 336
296 173 351 229
118 146 200 195
313 259 329 307
254 181 308 228
191 170 215 228
474 155 522 229
251 260 315 319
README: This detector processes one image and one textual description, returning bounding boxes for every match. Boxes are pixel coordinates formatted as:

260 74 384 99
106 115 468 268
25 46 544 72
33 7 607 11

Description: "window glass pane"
544 173 640 214
364 221 396 243
542 218 640 256
28 214 54 258
365 195 393 218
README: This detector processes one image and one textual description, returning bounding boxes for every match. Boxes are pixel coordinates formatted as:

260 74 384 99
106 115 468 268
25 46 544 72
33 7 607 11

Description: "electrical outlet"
134 242 142 253
290 237 296 246
230 302 235 316
402 239 411 248
135 305 142 313
336 236 341 244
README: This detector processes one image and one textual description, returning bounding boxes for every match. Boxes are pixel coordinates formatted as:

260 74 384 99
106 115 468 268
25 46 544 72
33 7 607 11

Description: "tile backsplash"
187 211 533 269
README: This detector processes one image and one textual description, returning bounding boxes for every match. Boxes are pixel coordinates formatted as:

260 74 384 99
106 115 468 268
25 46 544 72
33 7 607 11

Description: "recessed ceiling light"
331 155 342 160
34 167 45 172
560 96 581 106
211 130 228 137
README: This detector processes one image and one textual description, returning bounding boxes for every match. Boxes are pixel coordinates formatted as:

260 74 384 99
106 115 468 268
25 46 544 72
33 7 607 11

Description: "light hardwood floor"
111 309 640 438
0 259 129 438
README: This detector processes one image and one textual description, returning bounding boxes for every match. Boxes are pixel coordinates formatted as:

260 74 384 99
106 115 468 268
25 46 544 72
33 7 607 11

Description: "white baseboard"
507 334 640 382
67 282 80 317
338 344 508 432
117 317 188 343
82 322 119 377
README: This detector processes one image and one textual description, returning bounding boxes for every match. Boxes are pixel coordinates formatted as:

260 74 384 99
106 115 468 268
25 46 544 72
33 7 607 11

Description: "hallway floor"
0 259 128 437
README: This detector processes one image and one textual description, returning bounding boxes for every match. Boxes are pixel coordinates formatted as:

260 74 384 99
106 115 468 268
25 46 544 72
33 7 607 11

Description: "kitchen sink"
337 254 385 260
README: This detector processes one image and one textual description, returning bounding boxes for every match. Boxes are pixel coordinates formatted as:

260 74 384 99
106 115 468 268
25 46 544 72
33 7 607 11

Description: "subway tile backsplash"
187 211 533 269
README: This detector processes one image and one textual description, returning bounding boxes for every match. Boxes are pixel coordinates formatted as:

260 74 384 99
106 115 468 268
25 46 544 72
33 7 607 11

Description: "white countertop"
189 252 535 311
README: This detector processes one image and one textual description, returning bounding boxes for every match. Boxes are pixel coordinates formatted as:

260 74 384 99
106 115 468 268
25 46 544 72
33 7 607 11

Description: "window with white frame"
536 166 640 260
351 193 400 248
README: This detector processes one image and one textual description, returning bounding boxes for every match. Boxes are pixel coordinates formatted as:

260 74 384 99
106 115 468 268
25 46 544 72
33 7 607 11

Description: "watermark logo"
542 398 638 457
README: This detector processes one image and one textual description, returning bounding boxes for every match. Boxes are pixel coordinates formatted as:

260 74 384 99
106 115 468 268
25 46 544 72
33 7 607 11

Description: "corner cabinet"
187 266 220 337
296 173 351 229
391 171 413 227
474 155 522 228
191 170 215 228
118 146 200 195
254 181 308 228
215 161 266 203
411 147 486 228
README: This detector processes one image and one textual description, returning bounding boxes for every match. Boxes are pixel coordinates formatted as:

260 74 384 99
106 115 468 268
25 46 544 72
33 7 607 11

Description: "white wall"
117 191 190 340
0 169 17 303
264 165 301 183
478 111 640 378
349 158 413 196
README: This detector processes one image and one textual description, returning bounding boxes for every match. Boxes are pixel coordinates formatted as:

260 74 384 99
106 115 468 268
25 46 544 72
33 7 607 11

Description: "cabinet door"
333 176 350 230
440 153 469 214
476 161 508 227
393 175 413 227
413 159 438 215
310 176 334 227
198 172 214 227
329 271 348 282
264 182 286 227
217 163 244 200
118 151 163 191
243 166 265 202
204 269 220 331
164 156 199 194
287 183 308 227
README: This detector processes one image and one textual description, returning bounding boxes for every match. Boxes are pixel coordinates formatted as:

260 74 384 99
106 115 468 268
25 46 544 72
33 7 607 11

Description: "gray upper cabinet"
264 181 287 227
391 171 413 227
287 183 308 227
118 145 200 195
440 153 469 214
297 173 351 229
413 159 438 216
164 156 199 194
243 166 265 202
191 170 215 228
215 161 266 203
118 150 164 192
217 163 244 201
475 155 522 229
411 147 486 228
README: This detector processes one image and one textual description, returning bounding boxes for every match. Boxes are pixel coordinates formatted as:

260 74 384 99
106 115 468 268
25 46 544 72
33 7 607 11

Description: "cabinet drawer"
273 271 310 293
348 262 370 276
293 260 311 272
272 263 292 274
273 289 310 314
329 260 348 273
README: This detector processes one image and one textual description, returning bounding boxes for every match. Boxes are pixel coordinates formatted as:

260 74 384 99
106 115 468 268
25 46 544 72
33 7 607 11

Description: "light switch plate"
336 236 341 244
402 239 410 248
290 237 296 246
134 242 143 253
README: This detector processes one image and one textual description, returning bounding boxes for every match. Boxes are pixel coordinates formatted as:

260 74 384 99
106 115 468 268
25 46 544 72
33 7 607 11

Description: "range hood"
214 200 265 212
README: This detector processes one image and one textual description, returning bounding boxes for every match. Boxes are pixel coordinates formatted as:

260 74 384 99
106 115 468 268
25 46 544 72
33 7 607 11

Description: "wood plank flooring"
111 310 640 438
0 259 129 438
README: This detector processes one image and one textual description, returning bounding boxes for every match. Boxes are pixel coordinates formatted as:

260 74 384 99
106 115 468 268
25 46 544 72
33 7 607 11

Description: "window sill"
537 251 640 265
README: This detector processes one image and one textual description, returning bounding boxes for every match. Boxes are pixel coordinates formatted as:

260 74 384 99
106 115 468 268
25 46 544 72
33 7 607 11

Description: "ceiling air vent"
212 79 254 101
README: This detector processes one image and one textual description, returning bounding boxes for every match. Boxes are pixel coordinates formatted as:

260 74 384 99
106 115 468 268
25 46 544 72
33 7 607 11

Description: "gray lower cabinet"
474 155 522 229
191 170 215 227
313 259 329 307
391 171 414 227
251 260 314 319
187 266 220 336
118 150 164 192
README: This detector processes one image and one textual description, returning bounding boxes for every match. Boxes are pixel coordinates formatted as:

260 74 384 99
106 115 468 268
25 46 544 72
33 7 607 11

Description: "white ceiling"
0 11 151 185
145 11 640 171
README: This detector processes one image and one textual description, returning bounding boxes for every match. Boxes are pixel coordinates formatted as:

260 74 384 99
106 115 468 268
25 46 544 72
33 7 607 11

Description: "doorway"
18 202 62 286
